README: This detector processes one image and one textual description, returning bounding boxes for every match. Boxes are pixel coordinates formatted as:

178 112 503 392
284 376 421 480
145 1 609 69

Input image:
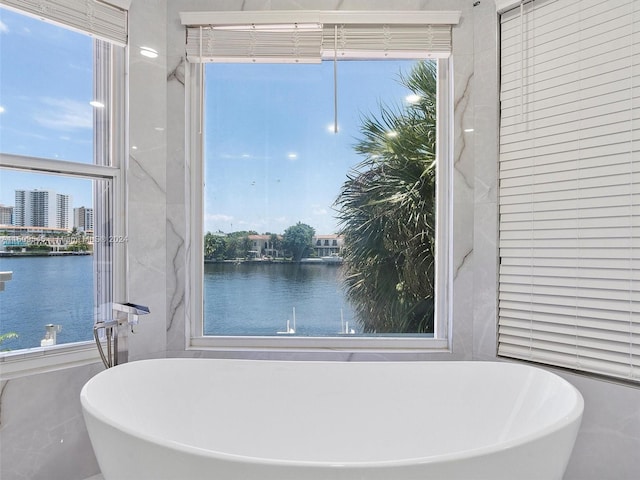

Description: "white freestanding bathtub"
81 358 583 480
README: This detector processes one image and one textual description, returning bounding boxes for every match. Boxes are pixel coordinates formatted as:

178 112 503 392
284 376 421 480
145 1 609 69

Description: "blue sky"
0 7 419 234
0 8 94 209
205 60 418 235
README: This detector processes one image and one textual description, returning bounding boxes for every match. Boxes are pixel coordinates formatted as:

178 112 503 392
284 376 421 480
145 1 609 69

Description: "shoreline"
205 257 343 265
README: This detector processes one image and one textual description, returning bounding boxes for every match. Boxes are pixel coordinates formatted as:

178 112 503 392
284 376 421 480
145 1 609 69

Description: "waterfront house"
313 234 343 258
247 234 280 259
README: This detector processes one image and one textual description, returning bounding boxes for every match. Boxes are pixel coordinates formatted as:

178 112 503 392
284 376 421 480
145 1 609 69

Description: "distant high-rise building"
73 206 94 231
56 193 71 229
13 190 26 226
14 189 72 229
0 205 13 225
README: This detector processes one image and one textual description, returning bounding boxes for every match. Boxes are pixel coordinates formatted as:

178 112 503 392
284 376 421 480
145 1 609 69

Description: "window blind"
185 25 323 63
498 0 640 382
181 11 458 63
321 24 452 59
0 0 127 46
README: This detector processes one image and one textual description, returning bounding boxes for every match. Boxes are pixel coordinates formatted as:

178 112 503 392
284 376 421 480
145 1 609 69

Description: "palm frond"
335 60 438 334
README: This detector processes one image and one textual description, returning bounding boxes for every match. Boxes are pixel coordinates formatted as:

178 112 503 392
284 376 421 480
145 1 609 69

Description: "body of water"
0 255 94 351
204 262 359 336
0 257 358 351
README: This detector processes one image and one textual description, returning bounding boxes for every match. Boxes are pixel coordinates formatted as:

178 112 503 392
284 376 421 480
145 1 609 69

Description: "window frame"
186 53 454 355
0 11 127 377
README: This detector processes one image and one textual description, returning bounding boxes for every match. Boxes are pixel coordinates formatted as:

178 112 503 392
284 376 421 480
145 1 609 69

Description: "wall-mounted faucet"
113 302 150 331
94 302 150 369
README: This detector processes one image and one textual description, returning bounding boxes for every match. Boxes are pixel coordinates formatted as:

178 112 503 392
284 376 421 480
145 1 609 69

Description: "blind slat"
500 256 640 270
499 326 640 357
499 313 640 335
498 342 640 380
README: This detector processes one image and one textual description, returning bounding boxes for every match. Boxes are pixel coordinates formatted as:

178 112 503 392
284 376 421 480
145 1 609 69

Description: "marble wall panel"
554 370 640 480
0 364 102 480
126 0 168 360
166 203 187 352
471 1 499 361
166 0 191 356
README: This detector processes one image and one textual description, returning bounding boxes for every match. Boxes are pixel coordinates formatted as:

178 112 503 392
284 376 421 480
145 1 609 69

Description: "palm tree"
335 61 437 334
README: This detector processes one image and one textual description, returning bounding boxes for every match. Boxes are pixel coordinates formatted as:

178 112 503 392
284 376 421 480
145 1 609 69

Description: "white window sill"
189 335 450 356
0 341 102 380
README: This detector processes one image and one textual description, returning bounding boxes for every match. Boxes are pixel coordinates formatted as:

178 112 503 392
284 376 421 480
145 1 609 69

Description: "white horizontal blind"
186 26 323 63
498 0 640 383
184 17 453 63
0 0 127 45
322 24 451 59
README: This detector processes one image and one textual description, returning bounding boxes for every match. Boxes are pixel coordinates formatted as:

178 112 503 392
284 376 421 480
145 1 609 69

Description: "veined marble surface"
126 0 169 361
0 363 104 480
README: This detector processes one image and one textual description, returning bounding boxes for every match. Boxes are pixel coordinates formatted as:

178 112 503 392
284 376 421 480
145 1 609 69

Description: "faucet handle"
112 302 150 328
112 302 150 316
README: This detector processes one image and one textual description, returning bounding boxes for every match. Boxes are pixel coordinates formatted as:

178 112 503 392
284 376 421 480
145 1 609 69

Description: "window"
0 2 126 359
497 0 640 383
185 10 458 352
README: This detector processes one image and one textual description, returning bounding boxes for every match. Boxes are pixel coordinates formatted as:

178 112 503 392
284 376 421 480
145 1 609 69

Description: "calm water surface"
0 257 358 351
204 262 359 336
0 255 94 350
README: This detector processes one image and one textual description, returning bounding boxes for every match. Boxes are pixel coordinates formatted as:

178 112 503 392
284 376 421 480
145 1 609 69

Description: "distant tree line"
204 230 255 261
3 227 91 252
204 222 316 262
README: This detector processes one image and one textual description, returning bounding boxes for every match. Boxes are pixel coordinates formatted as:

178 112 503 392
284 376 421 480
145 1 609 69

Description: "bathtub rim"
80 358 584 469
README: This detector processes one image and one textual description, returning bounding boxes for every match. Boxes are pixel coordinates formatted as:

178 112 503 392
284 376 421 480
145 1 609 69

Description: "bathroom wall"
0 363 103 480
126 0 168 362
